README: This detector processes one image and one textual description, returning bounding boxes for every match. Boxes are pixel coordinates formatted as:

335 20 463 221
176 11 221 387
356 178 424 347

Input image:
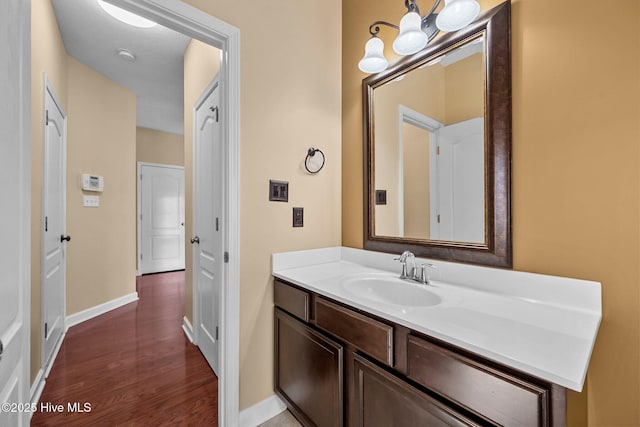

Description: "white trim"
29 369 45 417
96 2 241 424
238 395 287 427
182 316 194 343
18 1 32 424
136 161 185 275
65 292 139 330
43 330 65 378
397 105 442 238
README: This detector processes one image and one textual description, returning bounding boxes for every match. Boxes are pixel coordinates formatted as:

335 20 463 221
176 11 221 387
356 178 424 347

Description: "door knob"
191 236 200 244
60 235 71 242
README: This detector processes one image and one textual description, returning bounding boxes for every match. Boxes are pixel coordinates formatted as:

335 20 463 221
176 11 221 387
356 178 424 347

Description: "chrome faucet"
395 251 436 285
396 251 416 280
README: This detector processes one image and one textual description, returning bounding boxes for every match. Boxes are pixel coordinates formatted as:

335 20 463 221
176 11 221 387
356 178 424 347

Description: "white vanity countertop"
272 247 602 392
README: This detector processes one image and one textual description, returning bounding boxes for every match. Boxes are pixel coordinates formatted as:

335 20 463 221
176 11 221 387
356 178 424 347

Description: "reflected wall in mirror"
364 1 511 268
373 35 485 244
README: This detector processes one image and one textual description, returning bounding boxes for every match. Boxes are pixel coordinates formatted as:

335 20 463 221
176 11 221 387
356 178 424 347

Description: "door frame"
1 0 31 424
107 1 240 424
40 75 68 374
136 162 186 276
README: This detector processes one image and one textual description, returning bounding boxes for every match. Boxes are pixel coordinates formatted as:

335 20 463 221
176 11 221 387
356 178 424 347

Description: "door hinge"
140 174 142 181
216 217 219 232
45 216 48 232
436 146 441 155
209 106 219 122
140 253 143 260
437 214 441 224
215 326 219 341
45 110 49 125
44 322 48 339
224 252 229 263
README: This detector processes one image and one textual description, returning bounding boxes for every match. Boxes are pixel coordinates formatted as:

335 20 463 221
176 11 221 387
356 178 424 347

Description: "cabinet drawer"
407 335 549 426
315 297 393 365
274 280 309 322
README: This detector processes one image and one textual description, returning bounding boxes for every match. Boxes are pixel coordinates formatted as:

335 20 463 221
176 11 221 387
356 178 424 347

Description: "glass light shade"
97 0 157 28
436 0 480 32
393 12 429 56
358 37 389 74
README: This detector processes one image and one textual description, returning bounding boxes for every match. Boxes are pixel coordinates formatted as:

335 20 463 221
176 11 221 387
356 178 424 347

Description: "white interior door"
0 1 30 424
193 76 223 375
138 163 185 274
42 79 67 370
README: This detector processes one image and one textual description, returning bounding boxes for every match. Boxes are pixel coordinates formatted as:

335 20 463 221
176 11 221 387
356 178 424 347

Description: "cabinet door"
353 353 480 427
275 309 343 427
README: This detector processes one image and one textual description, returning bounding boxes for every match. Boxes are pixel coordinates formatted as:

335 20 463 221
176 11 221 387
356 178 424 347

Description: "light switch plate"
269 180 289 202
83 195 100 207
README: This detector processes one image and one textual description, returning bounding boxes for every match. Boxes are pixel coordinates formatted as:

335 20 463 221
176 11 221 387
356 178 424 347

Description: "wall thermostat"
81 174 104 192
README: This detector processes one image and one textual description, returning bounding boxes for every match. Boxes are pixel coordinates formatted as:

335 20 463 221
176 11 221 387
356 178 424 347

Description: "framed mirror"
363 1 511 268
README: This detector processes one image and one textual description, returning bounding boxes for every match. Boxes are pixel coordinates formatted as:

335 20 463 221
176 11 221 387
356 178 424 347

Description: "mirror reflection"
373 35 486 244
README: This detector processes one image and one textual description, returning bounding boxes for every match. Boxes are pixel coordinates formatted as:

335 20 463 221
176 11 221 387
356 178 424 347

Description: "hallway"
31 271 218 426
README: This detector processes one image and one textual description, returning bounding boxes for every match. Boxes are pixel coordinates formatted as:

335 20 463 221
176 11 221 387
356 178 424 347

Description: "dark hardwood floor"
31 271 218 426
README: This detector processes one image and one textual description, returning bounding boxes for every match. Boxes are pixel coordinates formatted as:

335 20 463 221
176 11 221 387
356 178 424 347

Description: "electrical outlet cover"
83 195 100 207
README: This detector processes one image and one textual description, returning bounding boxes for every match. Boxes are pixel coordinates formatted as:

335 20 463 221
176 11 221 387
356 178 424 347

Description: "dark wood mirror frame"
363 1 512 268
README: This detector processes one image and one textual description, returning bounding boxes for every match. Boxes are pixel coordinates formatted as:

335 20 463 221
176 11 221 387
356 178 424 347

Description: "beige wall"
30 0 68 382
444 53 484 124
182 0 343 410
136 127 184 166
343 0 640 425
65 57 137 315
183 38 221 325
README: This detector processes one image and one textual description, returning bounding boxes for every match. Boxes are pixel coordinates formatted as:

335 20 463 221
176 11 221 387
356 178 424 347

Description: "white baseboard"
30 368 45 410
43 332 65 378
182 316 194 343
66 292 139 330
239 394 287 427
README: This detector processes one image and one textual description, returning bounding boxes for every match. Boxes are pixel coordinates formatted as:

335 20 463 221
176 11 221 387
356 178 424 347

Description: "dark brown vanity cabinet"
274 279 566 427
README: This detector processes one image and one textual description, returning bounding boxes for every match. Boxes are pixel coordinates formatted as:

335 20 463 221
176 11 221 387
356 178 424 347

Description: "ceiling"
51 0 191 135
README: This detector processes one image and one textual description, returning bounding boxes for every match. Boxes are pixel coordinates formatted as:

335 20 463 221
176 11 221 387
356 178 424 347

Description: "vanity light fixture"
97 0 157 28
358 0 480 74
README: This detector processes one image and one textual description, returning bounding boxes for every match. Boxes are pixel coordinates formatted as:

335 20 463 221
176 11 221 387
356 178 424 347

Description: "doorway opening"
40 0 240 424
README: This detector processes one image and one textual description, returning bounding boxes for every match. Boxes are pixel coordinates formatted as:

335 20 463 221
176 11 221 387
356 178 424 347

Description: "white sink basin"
341 275 442 307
